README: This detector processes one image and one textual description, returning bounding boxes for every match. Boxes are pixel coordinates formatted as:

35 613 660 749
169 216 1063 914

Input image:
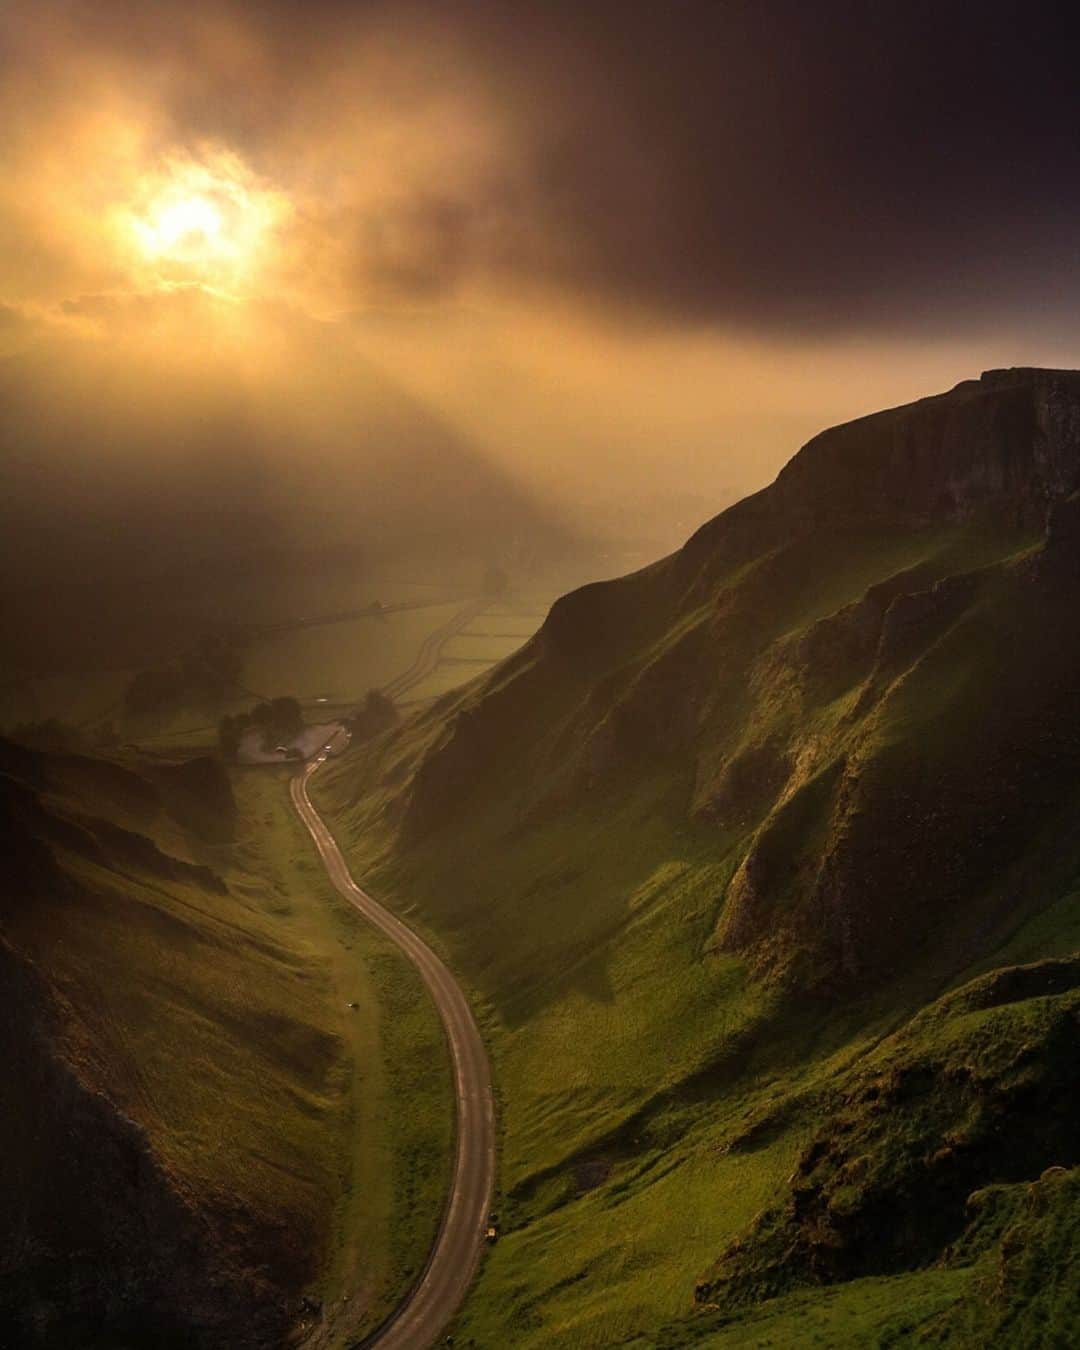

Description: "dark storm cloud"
461 0 1080 332
218 0 1080 330
11 0 1080 332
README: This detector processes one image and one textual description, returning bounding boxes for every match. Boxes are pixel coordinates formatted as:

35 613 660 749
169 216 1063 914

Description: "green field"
244 601 466 705
403 597 546 702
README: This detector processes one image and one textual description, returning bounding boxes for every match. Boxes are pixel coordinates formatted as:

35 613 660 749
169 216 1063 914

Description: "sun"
122 150 288 291
137 194 225 258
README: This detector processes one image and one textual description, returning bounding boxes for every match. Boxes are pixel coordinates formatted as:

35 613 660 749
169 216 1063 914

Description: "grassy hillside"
313 369 1080 1346
0 740 451 1347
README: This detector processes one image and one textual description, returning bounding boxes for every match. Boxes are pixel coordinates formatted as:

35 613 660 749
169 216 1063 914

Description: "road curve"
291 740 495 1350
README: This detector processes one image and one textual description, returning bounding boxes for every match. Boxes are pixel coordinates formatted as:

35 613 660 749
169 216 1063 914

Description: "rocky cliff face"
393 369 1080 991
769 367 1080 530
695 956 1080 1309
666 367 1080 600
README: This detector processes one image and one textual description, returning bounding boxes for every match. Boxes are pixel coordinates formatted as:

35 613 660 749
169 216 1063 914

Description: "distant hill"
314 368 1080 1346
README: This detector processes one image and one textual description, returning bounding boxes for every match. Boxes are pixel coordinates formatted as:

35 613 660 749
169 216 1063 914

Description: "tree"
217 696 305 759
348 689 399 742
247 695 304 751
268 697 303 736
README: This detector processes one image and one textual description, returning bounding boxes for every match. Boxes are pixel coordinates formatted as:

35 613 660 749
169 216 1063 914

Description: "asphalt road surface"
290 604 495 1349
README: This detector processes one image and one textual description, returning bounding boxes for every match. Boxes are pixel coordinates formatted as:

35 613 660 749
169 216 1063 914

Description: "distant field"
403 595 549 702
0 573 466 729
244 600 467 704
1 549 609 747
2 587 556 742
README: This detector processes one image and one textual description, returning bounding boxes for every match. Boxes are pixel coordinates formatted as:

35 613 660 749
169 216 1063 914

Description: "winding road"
290 601 496 1349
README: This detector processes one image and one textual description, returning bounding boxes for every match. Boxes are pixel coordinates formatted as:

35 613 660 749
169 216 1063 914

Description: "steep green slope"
314 368 1080 1346
0 739 450 1348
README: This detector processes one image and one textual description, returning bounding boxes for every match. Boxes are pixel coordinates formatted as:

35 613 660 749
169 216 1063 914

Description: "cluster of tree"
346 690 398 743
218 696 303 761
124 635 244 722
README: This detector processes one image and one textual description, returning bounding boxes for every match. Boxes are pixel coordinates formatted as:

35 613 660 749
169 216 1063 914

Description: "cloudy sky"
4 0 1080 567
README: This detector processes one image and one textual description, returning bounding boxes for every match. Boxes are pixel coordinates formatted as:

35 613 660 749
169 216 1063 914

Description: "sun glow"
137 194 224 255
123 151 289 291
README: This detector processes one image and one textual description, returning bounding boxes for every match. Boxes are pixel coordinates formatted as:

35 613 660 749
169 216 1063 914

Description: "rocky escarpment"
769 367 1080 528
694 957 1080 1308
677 366 1080 593
714 521 1080 986
389 369 1080 991
0 938 285 1349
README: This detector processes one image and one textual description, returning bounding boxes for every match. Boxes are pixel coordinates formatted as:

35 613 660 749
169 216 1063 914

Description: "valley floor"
232 772 454 1346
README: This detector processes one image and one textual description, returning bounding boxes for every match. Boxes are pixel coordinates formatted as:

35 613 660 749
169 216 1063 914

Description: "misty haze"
3 4 1080 1349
